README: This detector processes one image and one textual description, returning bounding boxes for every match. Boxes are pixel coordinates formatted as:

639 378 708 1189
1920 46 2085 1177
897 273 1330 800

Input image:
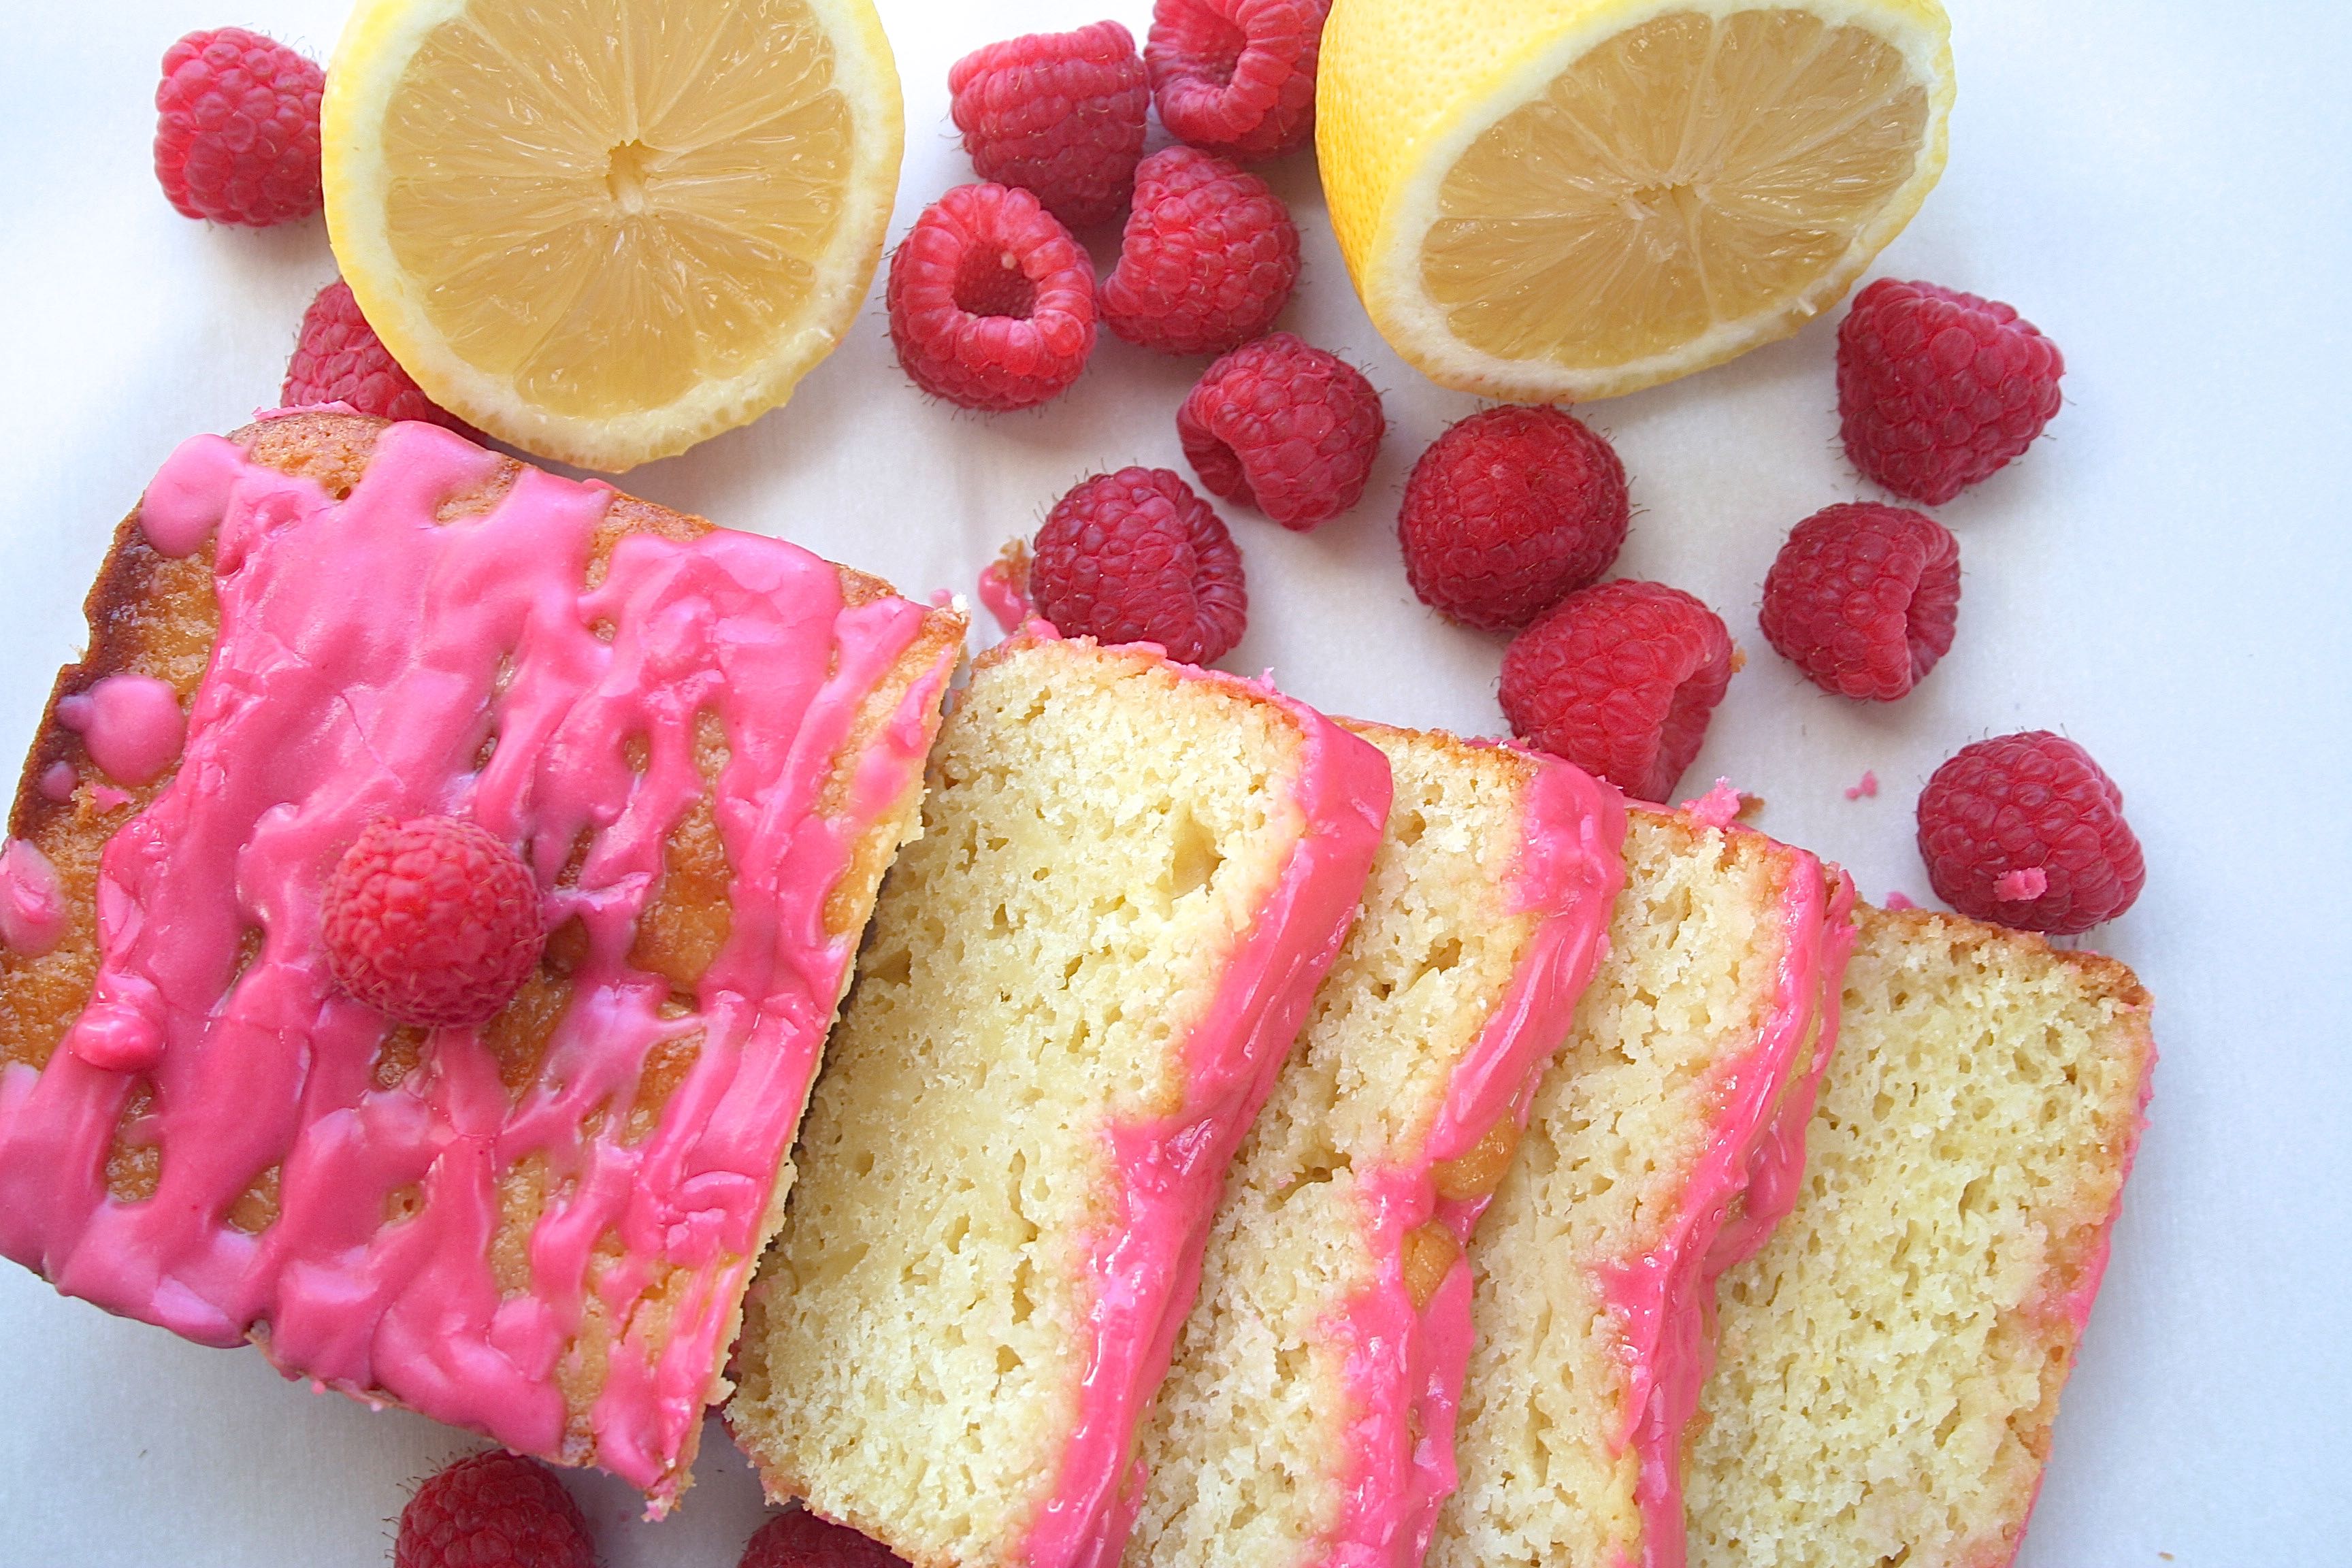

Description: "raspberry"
1177 333 1384 530
1499 581 1734 804
1145 0 1329 161
886 183 1097 411
1100 146 1298 357
153 28 323 227
322 816 546 1030
1399 406 1630 632
740 1510 911 1568
1916 732 2144 934
284 280 475 432
1030 468 1247 666
395 1452 595 1568
1759 502 1960 701
949 22 1149 229
1838 278 2065 506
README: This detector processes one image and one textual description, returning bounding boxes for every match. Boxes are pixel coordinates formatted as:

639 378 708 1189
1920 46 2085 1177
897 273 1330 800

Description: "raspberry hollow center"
956 247 1037 318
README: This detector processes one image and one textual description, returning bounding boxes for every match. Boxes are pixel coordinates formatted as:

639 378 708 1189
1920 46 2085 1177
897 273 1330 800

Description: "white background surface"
3 0 2347 1562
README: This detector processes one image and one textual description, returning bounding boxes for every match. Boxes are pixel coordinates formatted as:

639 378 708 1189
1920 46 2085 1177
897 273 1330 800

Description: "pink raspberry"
283 280 475 433
1838 278 2065 506
395 1452 594 1568
949 22 1149 230
1399 406 1630 633
1146 0 1330 161
153 27 323 227
1500 581 1734 803
1759 502 1960 701
322 816 546 1030
740 1511 911 1568
887 183 1097 412
1916 732 2144 934
1030 468 1247 665
1100 146 1298 357
1177 333 1384 530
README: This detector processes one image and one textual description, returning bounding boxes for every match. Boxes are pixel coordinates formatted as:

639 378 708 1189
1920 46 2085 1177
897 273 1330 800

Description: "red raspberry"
1145 0 1329 161
1030 468 1247 666
284 280 475 433
1499 581 1734 803
887 184 1097 411
1177 333 1384 530
322 816 546 1030
949 22 1149 230
1759 502 1960 701
153 28 323 227
1916 732 2144 934
395 1452 594 1568
1838 278 2065 506
740 1510 911 1568
1100 146 1298 357
1399 406 1630 632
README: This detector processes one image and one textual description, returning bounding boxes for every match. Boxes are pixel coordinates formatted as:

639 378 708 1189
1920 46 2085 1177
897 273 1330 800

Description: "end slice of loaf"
1432 808 1855 1568
724 634 1392 1568
1123 729 1627 1568
1685 906 2156 1568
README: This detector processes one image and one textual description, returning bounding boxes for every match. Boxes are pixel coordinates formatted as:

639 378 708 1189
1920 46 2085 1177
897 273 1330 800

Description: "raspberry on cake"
153 27 323 227
1146 0 1330 161
887 184 1097 411
1100 146 1300 356
1177 333 1385 531
725 634 1392 1568
949 22 1149 229
0 412 964 1509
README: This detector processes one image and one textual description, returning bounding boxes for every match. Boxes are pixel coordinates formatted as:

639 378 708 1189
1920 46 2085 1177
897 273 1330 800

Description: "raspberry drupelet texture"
1838 278 2065 506
1500 580 1734 803
1100 146 1299 357
1029 467 1248 665
283 280 474 431
1399 406 1630 632
395 1452 595 1568
740 1512 913 1568
1760 502 1960 701
153 27 324 227
321 816 546 1030
887 183 1097 411
1916 732 2145 934
1146 0 1330 161
1177 332 1384 529
949 22 1149 229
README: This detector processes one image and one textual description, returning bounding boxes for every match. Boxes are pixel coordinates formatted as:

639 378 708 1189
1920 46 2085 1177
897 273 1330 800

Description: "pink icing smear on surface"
1019 655 1392 1568
0 422 956 1508
56 674 186 787
977 556 1032 637
1322 756 1629 1568
1844 769 1879 800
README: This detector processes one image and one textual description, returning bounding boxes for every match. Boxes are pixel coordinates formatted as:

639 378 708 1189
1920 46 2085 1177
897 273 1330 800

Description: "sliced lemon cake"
1431 808 1856 1568
725 633 1392 1568
1685 906 2156 1568
0 412 965 1509
1123 728 1627 1568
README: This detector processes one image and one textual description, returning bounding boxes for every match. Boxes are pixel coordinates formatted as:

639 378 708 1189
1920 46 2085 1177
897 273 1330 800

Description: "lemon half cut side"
1318 0 1955 402
325 0 904 471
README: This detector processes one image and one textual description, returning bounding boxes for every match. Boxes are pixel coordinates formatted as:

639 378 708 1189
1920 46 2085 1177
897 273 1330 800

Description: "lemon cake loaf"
0 412 964 1509
1685 906 2156 1568
725 633 1392 1568
1123 728 1627 1568
1431 808 1857 1568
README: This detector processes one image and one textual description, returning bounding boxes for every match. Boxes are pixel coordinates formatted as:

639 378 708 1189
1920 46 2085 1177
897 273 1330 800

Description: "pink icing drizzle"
0 839 67 957
37 764 76 803
977 558 1031 637
1320 757 1629 1568
0 423 956 1508
1018 651 1392 1568
56 674 186 787
1884 890 1920 911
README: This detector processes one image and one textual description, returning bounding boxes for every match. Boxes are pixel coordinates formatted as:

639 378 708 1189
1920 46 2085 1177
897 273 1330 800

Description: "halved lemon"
1318 0 1954 402
323 0 904 470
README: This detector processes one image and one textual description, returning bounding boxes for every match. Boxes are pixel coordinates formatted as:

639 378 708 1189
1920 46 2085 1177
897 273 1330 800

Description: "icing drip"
977 557 1031 637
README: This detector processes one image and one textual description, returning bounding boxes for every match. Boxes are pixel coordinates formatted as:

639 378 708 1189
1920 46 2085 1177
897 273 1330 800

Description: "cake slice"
1431 807 1856 1568
1123 728 1627 1568
0 412 964 1509
724 633 1392 1568
1684 906 2156 1568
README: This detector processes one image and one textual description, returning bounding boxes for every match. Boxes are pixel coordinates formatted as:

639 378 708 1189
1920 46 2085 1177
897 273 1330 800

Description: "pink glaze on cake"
37 764 76 803
0 422 958 1509
0 839 67 958
1599 839 1857 1568
1679 780 1742 831
55 674 186 787
1017 647 1392 1568
1321 757 1629 1568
